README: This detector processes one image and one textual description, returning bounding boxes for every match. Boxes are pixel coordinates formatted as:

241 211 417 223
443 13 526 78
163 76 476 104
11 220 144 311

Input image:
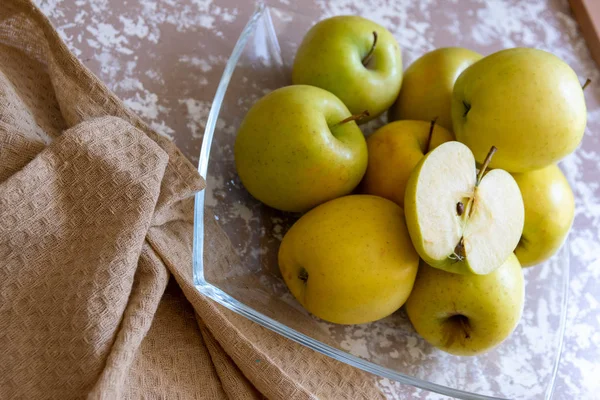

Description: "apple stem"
361 31 378 67
298 268 309 284
465 146 497 220
335 110 370 126
518 235 528 250
425 117 438 152
476 146 497 187
459 317 471 339
462 101 471 118
583 78 591 91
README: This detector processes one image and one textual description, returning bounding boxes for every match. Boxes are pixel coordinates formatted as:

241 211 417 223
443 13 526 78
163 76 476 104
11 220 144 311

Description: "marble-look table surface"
38 0 600 398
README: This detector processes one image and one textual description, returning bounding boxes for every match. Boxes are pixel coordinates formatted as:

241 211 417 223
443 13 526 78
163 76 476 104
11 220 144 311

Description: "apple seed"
456 201 465 216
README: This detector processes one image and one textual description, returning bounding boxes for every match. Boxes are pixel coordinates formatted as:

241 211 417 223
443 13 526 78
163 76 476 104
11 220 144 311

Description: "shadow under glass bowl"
192 4 570 399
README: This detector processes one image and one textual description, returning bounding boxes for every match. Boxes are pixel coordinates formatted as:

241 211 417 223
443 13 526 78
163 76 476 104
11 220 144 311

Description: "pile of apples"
234 16 586 356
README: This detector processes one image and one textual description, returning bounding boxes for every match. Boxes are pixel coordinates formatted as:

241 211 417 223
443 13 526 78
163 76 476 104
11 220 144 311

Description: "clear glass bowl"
192 4 569 399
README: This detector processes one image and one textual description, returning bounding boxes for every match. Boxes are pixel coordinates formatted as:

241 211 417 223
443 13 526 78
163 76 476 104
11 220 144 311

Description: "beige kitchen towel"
0 0 384 399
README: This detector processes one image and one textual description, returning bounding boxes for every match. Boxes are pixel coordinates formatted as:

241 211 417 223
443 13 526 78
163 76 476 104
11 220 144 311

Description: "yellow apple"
362 120 453 207
513 165 575 267
404 142 524 275
292 16 403 122
389 47 482 131
452 48 587 172
234 85 367 212
278 195 419 324
406 254 524 356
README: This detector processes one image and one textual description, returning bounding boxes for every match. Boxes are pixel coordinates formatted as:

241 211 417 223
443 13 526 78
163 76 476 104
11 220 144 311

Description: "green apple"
362 120 454 206
292 16 402 122
513 165 575 267
406 254 524 356
234 85 368 212
279 195 419 325
389 47 482 131
452 47 587 172
404 141 524 275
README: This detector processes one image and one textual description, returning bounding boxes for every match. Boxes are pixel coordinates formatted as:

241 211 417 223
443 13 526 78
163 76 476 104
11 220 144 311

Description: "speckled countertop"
37 0 599 398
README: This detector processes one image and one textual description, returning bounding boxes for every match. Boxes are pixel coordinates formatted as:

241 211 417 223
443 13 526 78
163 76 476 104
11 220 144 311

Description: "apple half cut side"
404 141 524 275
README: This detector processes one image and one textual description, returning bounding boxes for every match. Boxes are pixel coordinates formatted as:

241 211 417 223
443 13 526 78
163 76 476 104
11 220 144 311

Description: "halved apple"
404 141 524 275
